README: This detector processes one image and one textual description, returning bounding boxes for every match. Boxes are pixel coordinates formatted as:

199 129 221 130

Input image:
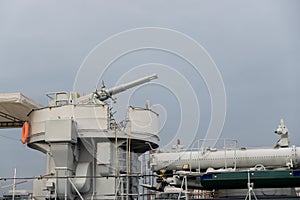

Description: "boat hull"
201 170 300 190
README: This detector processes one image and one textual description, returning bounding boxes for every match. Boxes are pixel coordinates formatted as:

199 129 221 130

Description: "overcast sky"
0 0 300 191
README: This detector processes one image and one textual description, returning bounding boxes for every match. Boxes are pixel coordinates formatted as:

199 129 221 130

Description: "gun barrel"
107 73 158 96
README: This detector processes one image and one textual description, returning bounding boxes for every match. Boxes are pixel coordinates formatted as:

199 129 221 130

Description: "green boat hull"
201 170 300 190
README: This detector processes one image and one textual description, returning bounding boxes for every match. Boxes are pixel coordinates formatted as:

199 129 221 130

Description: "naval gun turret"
7 74 159 200
46 73 158 106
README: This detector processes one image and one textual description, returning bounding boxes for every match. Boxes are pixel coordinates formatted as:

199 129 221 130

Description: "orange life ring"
21 122 30 144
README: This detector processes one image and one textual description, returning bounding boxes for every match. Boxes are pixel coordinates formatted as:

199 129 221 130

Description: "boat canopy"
0 93 42 128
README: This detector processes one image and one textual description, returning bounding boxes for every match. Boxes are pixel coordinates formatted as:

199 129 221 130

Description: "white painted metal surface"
151 146 300 172
127 106 159 136
0 93 42 128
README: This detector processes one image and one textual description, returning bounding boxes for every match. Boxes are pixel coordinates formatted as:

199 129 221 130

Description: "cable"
0 173 159 181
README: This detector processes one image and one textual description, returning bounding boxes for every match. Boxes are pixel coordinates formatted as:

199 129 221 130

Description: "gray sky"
0 0 300 191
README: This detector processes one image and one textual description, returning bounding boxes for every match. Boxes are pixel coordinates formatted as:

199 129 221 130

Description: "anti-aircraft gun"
95 73 158 101
46 73 158 106
0 74 159 200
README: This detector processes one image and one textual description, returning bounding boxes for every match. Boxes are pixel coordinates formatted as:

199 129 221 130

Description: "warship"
1 74 300 199
146 119 300 199
0 74 159 200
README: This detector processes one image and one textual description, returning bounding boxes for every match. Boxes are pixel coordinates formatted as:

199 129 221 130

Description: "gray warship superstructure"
0 74 159 200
